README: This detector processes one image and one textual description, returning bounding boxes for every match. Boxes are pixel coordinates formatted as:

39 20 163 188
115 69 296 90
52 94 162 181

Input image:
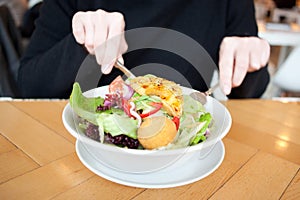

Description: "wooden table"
0 99 299 199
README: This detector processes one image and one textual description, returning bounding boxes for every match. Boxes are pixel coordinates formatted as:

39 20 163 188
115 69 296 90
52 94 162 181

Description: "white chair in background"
273 45 300 94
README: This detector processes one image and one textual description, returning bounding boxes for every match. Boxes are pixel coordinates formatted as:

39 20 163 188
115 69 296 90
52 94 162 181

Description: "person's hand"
219 36 270 95
72 9 128 74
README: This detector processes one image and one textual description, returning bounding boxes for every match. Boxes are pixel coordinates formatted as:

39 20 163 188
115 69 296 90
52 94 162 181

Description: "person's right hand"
72 9 128 74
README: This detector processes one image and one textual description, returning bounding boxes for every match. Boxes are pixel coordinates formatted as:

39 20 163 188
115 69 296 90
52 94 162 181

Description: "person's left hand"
218 36 270 95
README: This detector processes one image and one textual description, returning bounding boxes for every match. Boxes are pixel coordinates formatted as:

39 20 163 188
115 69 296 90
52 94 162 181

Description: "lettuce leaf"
69 82 104 125
183 95 205 113
97 113 138 139
190 112 212 145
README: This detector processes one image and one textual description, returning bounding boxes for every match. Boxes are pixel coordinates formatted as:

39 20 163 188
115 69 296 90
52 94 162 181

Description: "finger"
102 12 126 74
232 48 249 87
105 12 126 63
72 12 85 44
83 12 95 54
94 10 109 65
249 43 261 72
248 38 270 72
119 30 128 55
249 51 263 72
260 39 270 66
219 37 235 95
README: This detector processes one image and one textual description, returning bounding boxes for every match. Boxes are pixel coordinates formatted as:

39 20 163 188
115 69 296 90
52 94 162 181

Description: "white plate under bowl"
76 139 225 188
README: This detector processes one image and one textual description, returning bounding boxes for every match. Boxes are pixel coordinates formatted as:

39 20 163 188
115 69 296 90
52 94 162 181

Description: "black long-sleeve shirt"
18 0 270 99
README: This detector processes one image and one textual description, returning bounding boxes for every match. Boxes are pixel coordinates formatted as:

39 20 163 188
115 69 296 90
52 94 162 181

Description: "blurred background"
255 0 300 99
1 0 300 99
0 0 42 97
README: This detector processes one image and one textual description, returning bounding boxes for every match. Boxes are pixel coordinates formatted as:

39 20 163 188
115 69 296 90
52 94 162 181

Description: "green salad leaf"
190 112 212 145
183 95 205 113
97 113 138 139
69 82 104 125
70 82 138 139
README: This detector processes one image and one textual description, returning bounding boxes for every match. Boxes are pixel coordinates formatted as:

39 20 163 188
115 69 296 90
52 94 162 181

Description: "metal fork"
114 60 136 79
189 83 220 105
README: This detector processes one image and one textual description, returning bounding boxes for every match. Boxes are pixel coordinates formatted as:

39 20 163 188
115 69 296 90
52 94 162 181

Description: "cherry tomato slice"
139 102 163 118
172 116 180 130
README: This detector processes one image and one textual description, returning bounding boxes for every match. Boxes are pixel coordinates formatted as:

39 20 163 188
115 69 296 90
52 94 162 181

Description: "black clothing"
0 5 23 97
19 2 43 38
18 0 270 99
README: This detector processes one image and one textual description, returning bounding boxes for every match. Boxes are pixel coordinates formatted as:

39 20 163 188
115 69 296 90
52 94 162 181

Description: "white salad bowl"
62 85 232 174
